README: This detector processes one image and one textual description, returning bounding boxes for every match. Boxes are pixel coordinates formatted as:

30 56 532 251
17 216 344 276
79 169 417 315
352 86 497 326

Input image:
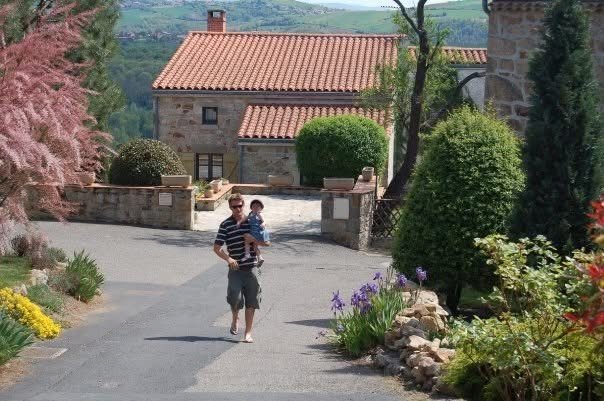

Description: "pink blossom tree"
0 1 110 242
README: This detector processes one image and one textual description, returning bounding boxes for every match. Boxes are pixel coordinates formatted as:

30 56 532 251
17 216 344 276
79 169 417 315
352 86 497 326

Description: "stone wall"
321 177 375 250
486 1 604 132
36 185 195 230
239 142 300 185
154 92 358 183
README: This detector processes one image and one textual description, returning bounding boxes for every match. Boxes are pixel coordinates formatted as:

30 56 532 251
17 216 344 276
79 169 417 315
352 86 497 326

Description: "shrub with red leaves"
0 2 110 242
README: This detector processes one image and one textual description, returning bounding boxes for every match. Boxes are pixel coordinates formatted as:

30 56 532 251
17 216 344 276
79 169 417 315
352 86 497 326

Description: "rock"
403 317 422 329
433 348 456 363
420 315 440 332
425 304 437 313
433 376 458 396
54 262 67 271
403 335 431 351
384 329 399 346
12 284 27 296
375 350 400 370
393 314 412 327
399 348 413 362
29 269 48 286
410 366 426 384
400 325 426 339
405 352 423 367
423 361 442 377
422 378 435 392
425 340 440 355
415 290 439 304
417 356 436 372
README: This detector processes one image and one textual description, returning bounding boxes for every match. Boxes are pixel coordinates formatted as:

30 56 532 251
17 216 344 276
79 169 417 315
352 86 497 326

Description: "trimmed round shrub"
392 106 525 312
108 139 186 186
295 115 389 186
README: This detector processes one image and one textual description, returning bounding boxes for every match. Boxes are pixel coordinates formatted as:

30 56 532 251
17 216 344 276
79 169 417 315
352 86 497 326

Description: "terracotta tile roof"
153 32 400 92
237 104 390 140
408 46 487 65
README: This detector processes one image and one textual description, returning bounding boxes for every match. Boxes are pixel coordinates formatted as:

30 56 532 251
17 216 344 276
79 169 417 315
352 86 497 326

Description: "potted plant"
362 167 374 182
221 177 230 185
323 177 355 190
204 188 213 198
210 179 222 193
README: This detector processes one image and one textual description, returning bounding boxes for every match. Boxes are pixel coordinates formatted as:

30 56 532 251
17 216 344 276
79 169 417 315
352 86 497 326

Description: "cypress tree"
514 0 603 252
70 0 125 131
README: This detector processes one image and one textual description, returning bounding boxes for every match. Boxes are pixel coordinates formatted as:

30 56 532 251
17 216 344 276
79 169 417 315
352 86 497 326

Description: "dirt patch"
0 359 30 391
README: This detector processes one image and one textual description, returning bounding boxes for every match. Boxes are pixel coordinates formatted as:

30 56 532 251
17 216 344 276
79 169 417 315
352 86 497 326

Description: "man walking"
213 193 261 343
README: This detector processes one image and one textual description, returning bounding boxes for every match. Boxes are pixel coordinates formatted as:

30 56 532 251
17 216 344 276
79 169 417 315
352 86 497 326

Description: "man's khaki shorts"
227 268 261 310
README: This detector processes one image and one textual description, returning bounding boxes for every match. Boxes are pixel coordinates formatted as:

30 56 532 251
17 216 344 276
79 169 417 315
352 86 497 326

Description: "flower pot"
361 167 374 182
323 177 355 190
77 171 96 185
161 175 192 187
203 189 213 198
210 179 222 193
268 174 293 186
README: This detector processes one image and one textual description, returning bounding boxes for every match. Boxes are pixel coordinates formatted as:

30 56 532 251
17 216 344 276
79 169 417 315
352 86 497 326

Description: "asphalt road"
1 217 434 401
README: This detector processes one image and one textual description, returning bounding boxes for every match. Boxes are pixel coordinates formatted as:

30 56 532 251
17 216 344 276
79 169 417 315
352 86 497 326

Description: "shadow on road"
285 318 331 328
144 336 239 344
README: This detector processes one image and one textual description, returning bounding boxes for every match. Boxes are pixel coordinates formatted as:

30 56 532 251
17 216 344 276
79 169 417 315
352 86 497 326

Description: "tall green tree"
365 1 484 199
513 0 603 252
70 0 125 131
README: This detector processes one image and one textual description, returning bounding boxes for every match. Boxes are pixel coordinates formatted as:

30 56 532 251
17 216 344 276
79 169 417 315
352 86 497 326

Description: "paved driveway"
194 194 321 234
0 219 449 401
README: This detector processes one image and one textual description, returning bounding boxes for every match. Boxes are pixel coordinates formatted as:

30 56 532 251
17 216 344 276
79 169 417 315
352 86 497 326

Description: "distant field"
116 0 486 34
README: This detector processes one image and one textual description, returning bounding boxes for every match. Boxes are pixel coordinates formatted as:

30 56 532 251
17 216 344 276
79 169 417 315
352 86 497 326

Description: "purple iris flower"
359 300 373 315
416 267 427 282
373 272 383 281
395 273 408 288
360 282 378 295
331 290 345 312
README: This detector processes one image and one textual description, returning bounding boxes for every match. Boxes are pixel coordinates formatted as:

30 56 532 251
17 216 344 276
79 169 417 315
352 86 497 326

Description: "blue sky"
300 0 455 7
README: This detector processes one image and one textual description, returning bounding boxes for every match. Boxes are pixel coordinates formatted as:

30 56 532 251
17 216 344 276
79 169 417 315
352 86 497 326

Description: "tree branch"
392 0 419 35
420 71 486 130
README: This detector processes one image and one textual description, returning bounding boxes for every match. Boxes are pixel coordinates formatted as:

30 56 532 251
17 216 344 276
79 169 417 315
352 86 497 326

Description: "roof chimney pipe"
207 9 226 33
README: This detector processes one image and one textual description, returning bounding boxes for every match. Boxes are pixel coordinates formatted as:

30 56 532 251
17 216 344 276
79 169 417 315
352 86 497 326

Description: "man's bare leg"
230 306 239 335
244 307 255 343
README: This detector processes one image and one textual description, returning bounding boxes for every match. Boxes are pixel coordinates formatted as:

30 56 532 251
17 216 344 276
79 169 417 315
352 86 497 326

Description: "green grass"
0 256 30 289
26 285 65 314
426 0 486 20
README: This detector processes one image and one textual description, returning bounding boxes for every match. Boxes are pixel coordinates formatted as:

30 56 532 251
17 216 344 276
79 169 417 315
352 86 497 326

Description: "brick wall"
486 1 604 132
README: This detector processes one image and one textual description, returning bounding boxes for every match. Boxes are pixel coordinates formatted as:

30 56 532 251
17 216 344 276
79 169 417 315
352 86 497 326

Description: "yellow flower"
0 287 61 339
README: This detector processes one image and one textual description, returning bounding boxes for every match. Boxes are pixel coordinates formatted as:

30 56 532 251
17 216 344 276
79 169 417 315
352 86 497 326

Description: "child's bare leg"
242 234 255 260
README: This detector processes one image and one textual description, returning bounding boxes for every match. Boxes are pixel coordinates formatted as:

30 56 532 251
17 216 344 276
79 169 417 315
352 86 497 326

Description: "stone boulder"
30 269 48 286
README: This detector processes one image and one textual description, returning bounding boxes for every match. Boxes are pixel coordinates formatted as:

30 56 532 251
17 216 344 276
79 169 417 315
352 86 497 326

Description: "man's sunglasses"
230 204 244 209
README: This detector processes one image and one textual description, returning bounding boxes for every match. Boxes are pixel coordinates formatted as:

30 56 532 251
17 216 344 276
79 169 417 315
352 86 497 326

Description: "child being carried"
240 199 270 267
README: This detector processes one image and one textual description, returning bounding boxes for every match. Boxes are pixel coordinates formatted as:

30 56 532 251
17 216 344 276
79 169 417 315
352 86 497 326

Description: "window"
202 107 218 125
196 153 223 180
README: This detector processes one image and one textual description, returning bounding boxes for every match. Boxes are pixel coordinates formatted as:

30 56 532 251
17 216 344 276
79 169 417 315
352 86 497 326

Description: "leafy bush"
328 267 408 357
393 107 524 312
10 235 29 257
443 235 603 401
0 287 61 339
47 247 67 263
108 139 186 186
0 312 33 365
27 285 64 314
64 251 104 302
10 233 48 261
295 115 388 186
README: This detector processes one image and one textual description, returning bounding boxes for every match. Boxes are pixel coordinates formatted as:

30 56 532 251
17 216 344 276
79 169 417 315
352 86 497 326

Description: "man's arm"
214 243 239 270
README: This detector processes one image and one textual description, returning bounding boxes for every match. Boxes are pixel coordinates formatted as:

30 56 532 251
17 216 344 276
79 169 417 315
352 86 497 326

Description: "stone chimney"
207 9 226 33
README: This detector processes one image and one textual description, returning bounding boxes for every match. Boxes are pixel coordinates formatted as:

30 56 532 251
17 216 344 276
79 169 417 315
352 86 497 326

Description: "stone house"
152 10 487 184
485 0 604 132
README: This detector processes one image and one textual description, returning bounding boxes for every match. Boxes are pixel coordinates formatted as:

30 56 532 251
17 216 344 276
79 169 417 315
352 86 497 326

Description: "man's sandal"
229 325 238 335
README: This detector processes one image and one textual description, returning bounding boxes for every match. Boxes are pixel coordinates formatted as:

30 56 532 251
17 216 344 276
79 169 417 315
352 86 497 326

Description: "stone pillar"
320 176 376 250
